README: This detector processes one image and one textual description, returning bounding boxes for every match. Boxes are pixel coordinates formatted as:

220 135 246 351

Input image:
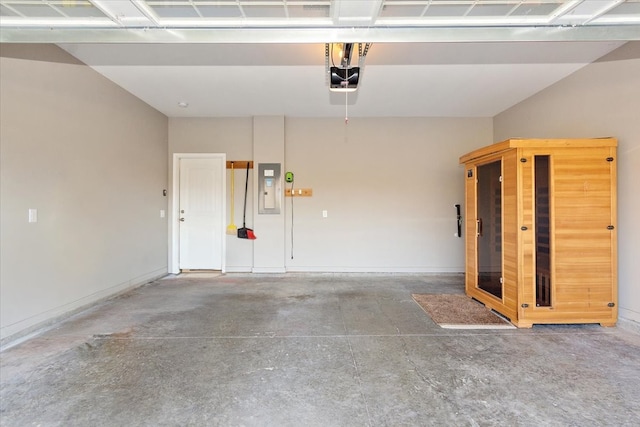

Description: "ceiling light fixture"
178 102 189 108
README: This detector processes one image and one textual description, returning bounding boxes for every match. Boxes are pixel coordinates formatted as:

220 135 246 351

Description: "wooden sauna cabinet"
459 138 617 328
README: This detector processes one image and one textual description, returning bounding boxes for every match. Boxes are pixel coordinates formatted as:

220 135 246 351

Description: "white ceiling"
56 41 625 118
2 1 639 118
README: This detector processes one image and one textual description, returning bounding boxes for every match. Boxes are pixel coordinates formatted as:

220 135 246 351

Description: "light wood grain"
460 138 617 327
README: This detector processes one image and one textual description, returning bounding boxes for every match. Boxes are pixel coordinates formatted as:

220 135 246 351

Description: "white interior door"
179 158 224 270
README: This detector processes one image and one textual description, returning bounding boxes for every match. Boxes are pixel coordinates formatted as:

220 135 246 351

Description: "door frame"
170 153 226 274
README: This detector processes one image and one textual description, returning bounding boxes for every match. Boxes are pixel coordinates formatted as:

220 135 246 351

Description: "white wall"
0 45 169 343
168 117 254 271
494 42 640 330
253 116 286 273
170 116 493 272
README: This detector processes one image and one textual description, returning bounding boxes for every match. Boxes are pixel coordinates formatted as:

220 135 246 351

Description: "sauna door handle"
477 218 483 237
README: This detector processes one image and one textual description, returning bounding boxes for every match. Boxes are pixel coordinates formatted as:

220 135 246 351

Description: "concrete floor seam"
2 274 638 427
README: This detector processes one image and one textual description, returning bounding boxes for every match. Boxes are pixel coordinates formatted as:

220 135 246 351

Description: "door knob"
179 218 185 222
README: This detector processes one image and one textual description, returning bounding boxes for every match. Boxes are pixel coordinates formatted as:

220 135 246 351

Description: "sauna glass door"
477 160 502 299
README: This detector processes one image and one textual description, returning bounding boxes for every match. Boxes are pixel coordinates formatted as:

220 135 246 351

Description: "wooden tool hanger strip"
226 161 253 169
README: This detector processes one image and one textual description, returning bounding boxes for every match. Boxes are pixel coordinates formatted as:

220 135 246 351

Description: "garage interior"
1 1 640 425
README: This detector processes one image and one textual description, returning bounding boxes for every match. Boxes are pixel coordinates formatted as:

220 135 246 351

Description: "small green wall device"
285 171 294 183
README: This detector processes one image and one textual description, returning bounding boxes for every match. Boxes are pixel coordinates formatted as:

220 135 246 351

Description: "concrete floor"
1 273 639 427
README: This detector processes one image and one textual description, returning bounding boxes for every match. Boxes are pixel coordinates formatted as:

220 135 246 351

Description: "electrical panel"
258 163 281 214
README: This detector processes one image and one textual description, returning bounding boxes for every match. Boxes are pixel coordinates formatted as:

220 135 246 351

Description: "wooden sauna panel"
460 138 617 327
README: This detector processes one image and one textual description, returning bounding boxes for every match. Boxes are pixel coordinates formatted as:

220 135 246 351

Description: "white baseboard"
617 317 640 335
252 267 287 273
285 266 464 273
0 268 167 350
225 266 253 273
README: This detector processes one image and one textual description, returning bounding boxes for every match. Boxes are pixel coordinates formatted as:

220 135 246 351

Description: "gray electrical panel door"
258 163 281 214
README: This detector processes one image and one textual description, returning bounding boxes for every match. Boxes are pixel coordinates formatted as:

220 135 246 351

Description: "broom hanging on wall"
226 161 237 235
237 162 256 240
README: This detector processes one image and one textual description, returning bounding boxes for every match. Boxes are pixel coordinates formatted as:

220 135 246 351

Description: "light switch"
322 210 328 218
160 210 166 218
28 208 38 223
